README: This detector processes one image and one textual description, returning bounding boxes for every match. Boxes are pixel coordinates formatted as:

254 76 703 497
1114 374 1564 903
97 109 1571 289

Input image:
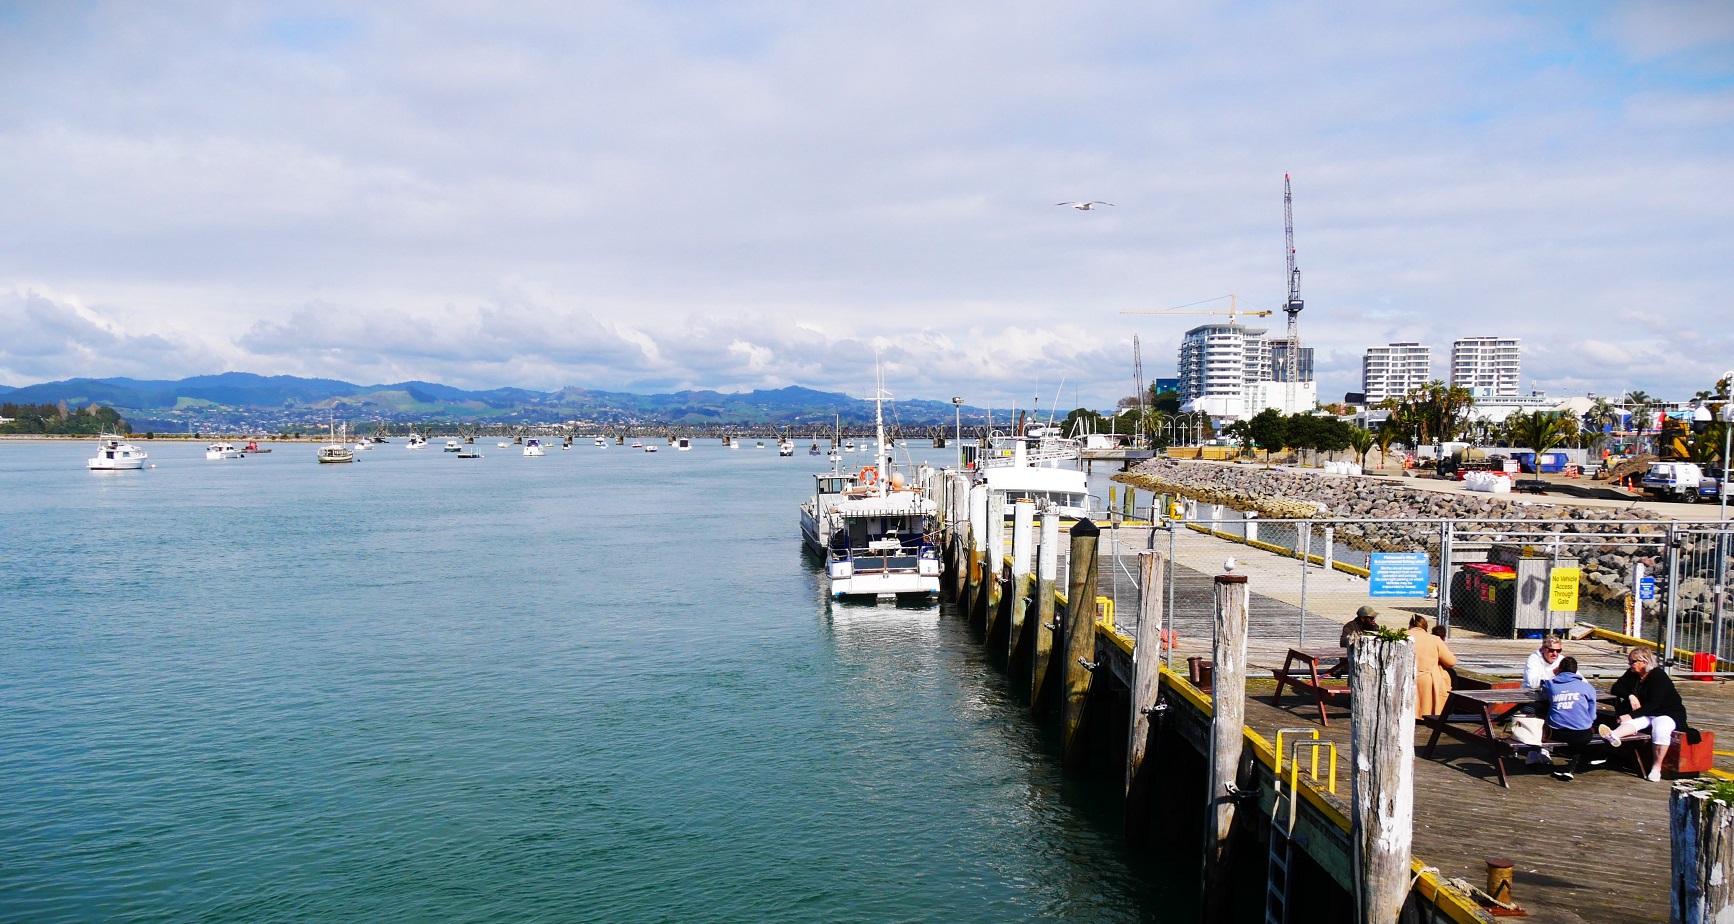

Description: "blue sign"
1369 553 1431 598
1639 576 1656 602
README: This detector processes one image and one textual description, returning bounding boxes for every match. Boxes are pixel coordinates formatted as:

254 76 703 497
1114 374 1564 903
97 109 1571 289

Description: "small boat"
778 440 794 457
243 440 272 454
317 418 355 464
205 442 245 460
524 438 546 457
755 440 766 449
457 451 483 459
630 440 644 449
407 433 428 450
443 440 462 452
497 442 510 448
809 443 821 456
353 439 372 451
88 436 148 471
844 440 856 453
643 443 659 453
594 437 606 447
676 437 692 452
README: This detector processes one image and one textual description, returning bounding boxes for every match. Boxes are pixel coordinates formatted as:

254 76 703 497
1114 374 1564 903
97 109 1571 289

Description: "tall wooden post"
984 492 1007 640
1124 548 1168 843
965 484 987 616
1671 782 1734 923
1062 519 1101 769
1031 512 1060 713
1009 500 1035 664
1201 572 1248 923
1349 633 1416 924
951 474 971 598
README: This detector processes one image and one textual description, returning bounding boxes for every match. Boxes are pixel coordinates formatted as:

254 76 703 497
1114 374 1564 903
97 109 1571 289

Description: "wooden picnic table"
1270 647 1350 726
1422 688 1636 788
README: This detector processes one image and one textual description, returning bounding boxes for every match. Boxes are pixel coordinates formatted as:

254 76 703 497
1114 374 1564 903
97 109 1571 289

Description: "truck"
1641 462 1729 502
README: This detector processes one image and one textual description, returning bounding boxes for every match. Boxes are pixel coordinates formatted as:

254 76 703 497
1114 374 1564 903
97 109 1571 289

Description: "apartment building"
1362 342 1432 403
1450 337 1521 397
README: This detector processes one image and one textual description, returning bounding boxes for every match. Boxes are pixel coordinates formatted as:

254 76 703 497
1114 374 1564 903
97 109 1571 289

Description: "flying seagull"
1057 201 1114 210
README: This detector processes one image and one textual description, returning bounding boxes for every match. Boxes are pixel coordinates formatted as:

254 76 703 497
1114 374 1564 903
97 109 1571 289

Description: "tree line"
0 402 131 435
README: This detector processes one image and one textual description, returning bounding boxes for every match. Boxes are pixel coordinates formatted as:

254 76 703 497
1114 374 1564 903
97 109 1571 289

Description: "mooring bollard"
1009 500 1035 664
1349 632 1416 924
1201 571 1248 923
1124 548 1168 844
1062 518 1101 770
983 491 1006 637
1671 780 1734 922
1031 512 1060 712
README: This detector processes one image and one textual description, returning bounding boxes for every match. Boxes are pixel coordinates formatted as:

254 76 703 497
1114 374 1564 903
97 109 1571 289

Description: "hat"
1355 606 1379 621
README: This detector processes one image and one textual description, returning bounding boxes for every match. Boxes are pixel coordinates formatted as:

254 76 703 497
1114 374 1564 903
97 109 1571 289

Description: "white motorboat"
800 368 939 600
970 425 1103 521
778 440 794 457
205 442 244 460
594 437 607 447
524 438 546 457
317 418 355 464
407 433 428 450
676 437 691 452
630 440 644 449
88 436 148 471
443 440 462 452
843 440 856 454
643 443 659 453
498 442 510 448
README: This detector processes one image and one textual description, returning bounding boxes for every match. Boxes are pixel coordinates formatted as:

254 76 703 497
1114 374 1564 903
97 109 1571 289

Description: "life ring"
857 465 879 486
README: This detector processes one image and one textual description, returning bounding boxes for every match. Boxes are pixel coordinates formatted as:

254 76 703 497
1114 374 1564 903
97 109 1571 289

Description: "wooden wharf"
925 472 1734 923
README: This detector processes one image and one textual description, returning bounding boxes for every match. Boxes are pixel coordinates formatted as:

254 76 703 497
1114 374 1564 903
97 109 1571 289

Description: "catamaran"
799 368 939 601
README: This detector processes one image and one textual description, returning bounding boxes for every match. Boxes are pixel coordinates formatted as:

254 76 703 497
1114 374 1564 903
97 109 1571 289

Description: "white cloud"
0 2 1730 404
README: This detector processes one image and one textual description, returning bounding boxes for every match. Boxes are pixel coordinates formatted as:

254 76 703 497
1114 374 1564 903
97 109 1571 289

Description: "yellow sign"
1549 567 1581 612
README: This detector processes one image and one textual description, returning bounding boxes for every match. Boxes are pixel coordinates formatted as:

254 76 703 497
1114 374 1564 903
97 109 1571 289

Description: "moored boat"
205 442 245 460
524 438 546 457
88 436 148 471
443 440 462 452
407 433 428 450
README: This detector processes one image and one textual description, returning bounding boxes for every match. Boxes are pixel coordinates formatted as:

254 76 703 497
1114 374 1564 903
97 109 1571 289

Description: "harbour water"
0 440 1186 923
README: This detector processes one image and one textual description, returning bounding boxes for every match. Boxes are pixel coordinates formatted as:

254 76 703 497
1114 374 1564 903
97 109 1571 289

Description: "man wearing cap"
1331 606 1382 677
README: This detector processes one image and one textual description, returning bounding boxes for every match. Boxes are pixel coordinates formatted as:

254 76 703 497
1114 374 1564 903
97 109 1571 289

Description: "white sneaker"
1525 749 1552 766
1648 766 1663 783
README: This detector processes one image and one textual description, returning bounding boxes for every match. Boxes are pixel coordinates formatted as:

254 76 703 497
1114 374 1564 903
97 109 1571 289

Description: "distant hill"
3 374 1001 432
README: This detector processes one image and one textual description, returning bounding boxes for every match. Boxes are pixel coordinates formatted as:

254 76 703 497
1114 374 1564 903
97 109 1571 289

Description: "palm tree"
1505 410 1574 482
1626 390 1654 454
1349 426 1374 470
1141 408 1171 449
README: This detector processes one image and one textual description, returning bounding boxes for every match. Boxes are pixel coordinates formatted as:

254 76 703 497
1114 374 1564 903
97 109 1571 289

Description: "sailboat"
317 416 356 464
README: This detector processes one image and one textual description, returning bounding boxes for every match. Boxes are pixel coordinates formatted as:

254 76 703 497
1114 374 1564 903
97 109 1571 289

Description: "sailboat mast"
874 362 888 498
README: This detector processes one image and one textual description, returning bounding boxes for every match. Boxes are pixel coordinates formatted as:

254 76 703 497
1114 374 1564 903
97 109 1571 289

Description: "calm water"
0 439 1184 923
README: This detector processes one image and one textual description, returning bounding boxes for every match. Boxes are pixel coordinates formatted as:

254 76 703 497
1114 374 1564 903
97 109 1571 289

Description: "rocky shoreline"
1111 459 1710 606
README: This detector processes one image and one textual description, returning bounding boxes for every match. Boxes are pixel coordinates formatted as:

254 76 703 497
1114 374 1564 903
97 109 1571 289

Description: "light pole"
951 396 964 469
1720 389 1733 523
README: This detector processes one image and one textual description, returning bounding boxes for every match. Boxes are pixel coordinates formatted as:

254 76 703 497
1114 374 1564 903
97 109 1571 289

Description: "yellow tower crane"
1119 293 1273 323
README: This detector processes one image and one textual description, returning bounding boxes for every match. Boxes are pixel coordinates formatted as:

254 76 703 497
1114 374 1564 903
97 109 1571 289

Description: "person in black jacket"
1599 648 1688 782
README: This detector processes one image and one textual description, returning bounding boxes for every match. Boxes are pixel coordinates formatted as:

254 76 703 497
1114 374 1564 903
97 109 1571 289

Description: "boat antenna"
1047 377 1066 429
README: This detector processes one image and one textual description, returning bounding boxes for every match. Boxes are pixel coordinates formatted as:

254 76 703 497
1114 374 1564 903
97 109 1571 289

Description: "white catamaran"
799 369 939 601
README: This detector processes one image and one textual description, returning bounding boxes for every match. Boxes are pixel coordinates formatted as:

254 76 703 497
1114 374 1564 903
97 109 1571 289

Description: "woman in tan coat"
1408 615 1457 718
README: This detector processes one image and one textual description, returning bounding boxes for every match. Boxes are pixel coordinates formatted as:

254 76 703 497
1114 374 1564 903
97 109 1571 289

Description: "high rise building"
1362 343 1432 403
1450 337 1521 397
1269 341 1315 383
1178 324 1314 419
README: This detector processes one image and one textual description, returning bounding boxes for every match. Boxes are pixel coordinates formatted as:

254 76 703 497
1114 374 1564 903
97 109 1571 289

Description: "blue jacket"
1543 672 1597 731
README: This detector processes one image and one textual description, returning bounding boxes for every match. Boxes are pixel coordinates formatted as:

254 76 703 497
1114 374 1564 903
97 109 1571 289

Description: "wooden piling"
1671 781 1734 923
1201 572 1248 923
1031 512 1060 713
1008 500 1035 665
1348 633 1416 924
1061 518 1100 770
1124 548 1167 843
983 491 1007 640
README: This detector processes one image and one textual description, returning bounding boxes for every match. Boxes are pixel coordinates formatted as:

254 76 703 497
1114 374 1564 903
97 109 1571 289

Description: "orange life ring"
857 465 878 486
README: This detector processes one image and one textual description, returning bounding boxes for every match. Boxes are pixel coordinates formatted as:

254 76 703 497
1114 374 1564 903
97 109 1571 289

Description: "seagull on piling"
1057 201 1114 210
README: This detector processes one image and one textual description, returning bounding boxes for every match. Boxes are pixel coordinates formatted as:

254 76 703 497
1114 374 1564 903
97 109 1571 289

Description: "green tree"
1504 410 1574 477
1245 408 1289 462
1349 426 1374 469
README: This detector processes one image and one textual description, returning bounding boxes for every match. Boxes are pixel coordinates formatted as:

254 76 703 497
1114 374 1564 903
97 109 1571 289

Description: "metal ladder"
1265 730 1337 924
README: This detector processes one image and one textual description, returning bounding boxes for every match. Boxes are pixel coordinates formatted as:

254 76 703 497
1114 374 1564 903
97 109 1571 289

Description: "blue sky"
1 2 1730 406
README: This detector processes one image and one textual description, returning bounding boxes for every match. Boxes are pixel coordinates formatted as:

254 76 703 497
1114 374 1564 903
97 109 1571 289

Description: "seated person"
1540 657 1597 781
1330 607 1382 677
1524 635 1565 689
1600 648 1688 783
1407 615 1456 718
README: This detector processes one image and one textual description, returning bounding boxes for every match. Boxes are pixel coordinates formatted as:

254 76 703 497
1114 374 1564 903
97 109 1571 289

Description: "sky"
1 1 1731 408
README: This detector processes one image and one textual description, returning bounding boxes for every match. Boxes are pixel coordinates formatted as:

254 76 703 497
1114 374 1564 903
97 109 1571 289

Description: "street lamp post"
951 396 964 469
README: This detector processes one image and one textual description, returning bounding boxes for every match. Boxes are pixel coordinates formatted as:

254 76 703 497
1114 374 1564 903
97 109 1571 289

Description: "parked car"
1641 462 1727 502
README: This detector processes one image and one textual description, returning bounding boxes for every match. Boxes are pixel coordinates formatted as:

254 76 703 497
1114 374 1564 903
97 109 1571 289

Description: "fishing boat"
969 424 1102 520
799 368 939 600
524 438 546 457
317 418 355 464
407 433 428 450
87 435 148 471
205 442 244 460
676 437 692 452
443 440 462 452
243 440 272 454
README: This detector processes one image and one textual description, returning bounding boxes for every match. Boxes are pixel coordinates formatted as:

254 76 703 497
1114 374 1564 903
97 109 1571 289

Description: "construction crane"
1120 293 1274 323
1132 333 1144 441
1282 174 1304 413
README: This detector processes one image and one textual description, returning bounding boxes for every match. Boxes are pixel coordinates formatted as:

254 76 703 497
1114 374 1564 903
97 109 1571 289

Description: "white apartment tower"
1450 337 1521 397
1178 324 1315 419
1362 343 1432 403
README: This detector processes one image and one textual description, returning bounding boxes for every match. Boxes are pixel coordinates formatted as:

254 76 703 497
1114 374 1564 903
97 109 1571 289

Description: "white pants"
1629 714 1677 745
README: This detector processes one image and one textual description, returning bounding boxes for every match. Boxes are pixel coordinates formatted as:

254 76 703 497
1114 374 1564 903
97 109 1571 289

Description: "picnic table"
1422 688 1639 788
1270 647 1351 726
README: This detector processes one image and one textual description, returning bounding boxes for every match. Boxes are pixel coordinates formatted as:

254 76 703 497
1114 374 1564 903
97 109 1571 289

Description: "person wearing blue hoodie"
1543 657 1598 781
